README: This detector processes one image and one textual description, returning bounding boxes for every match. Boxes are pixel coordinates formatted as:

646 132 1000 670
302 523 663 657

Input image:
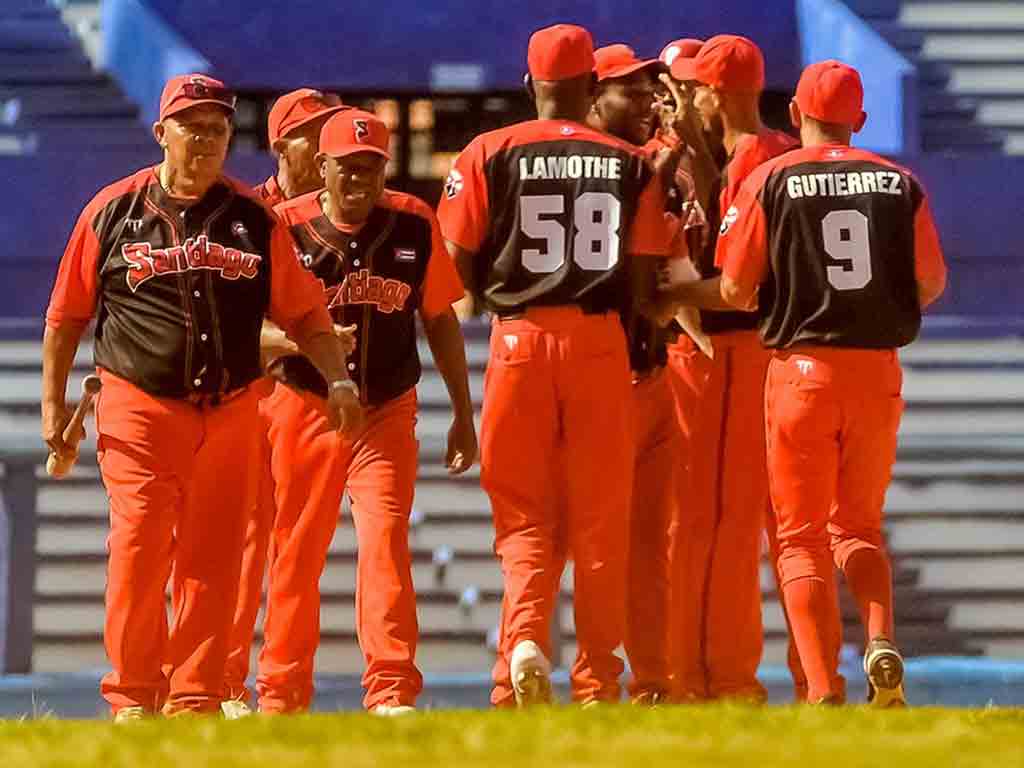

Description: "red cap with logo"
673 34 765 92
660 38 704 73
594 44 662 82
319 109 391 159
159 74 236 121
528 24 595 81
795 60 865 127
268 88 347 144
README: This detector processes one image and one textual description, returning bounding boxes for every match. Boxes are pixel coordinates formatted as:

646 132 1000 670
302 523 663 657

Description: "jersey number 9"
823 209 872 291
519 192 622 273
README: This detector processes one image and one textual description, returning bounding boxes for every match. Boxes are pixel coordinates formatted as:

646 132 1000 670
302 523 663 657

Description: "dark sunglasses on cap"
179 81 238 108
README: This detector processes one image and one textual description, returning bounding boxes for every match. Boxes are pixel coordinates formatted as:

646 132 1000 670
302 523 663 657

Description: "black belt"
183 386 248 408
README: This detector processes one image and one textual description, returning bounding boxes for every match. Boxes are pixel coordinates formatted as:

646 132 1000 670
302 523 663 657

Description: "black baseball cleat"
863 636 907 708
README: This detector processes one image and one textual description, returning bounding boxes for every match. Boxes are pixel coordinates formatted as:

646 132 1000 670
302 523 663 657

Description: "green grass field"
1 706 1022 768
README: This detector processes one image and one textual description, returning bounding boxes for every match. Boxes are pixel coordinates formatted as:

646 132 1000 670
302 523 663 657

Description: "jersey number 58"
519 192 622 273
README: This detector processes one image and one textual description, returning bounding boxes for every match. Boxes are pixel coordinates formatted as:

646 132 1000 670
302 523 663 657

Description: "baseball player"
223 87 350 716
252 109 474 715
256 89 348 207
41 74 359 720
586 42 683 705
438 24 673 706
718 61 946 706
657 35 800 703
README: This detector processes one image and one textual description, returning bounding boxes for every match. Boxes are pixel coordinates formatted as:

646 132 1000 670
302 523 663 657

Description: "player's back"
441 118 660 315
751 144 933 349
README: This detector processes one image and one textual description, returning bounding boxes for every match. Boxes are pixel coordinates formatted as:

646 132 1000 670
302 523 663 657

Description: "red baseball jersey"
272 189 463 405
718 144 947 349
700 128 799 335
437 119 671 315
46 166 330 398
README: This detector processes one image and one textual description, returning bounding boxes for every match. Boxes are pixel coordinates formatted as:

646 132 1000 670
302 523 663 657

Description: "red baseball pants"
483 307 634 705
256 384 421 712
95 369 263 715
223 392 276 703
766 346 903 702
625 369 679 699
664 330 769 701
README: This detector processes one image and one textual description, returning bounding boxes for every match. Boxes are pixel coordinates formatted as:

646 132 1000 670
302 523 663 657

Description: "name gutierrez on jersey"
787 170 903 199
519 155 624 181
121 236 261 292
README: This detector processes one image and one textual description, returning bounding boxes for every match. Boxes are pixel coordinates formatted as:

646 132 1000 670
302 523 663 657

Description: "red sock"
782 573 842 702
841 547 894 641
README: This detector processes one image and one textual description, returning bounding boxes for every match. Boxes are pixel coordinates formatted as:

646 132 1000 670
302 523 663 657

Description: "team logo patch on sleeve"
720 205 739 235
444 168 464 199
394 248 417 262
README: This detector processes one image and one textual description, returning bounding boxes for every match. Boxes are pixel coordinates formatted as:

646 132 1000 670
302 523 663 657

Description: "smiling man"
252 109 475 715
223 87 350 718
42 73 358 720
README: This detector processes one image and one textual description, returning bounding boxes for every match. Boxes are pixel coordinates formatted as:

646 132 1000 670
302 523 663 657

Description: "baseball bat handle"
46 374 102 479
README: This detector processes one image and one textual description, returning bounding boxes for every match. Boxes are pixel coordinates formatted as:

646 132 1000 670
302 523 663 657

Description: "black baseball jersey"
718 145 947 349
46 166 329 398
437 119 671 315
271 189 463 406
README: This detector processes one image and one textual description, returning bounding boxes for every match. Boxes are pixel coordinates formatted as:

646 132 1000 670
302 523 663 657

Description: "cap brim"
669 58 700 82
598 58 664 82
161 98 236 121
322 144 391 161
277 104 348 141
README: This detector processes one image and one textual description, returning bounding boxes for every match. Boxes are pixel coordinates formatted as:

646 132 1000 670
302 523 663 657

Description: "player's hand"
333 323 357 357
260 322 300 369
445 413 477 475
327 381 365 438
650 144 682 192
657 74 706 152
41 400 80 461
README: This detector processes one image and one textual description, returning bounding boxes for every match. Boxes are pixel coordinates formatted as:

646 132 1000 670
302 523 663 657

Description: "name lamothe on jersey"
519 155 625 181
121 236 261 292
324 268 412 314
787 170 903 200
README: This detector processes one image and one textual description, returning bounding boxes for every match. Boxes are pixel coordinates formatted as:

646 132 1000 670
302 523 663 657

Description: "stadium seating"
0 0 149 152
3 327 1022 675
846 0 1023 153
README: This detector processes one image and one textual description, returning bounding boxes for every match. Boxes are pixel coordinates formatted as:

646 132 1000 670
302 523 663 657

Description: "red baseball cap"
660 38 704 73
319 109 391 159
527 24 595 81
674 34 765 92
796 60 865 127
593 44 662 82
268 88 347 145
159 73 236 121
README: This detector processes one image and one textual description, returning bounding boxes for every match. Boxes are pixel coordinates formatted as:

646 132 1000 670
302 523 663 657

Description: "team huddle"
40 22 946 720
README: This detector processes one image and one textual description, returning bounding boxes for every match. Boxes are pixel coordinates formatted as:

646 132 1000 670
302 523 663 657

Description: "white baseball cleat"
510 640 552 707
113 706 147 723
864 636 907 708
370 703 417 717
221 699 255 719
